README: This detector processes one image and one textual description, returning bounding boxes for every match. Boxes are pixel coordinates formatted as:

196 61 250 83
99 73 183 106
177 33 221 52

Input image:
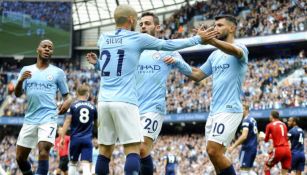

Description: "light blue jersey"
96 29 201 105
18 64 69 124
200 43 248 115
136 51 192 115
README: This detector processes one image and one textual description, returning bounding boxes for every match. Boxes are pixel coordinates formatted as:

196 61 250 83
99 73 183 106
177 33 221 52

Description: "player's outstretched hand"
86 52 98 65
227 146 235 153
197 27 218 44
258 131 266 141
20 71 32 81
163 56 176 64
57 101 70 115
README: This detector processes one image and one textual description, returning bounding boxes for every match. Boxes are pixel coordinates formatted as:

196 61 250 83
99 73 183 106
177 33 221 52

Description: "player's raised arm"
206 38 248 60
139 29 217 51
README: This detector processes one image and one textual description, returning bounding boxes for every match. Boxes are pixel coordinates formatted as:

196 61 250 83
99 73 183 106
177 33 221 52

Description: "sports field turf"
0 21 71 57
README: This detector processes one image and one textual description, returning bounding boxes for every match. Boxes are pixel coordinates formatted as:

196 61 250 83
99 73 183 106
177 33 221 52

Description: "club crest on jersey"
47 74 53 81
152 52 161 60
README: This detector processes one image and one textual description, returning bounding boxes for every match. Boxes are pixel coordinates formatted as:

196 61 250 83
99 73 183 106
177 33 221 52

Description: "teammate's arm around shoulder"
208 38 247 60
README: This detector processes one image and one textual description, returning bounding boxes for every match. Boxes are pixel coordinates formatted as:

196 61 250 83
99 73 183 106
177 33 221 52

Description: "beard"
217 32 228 41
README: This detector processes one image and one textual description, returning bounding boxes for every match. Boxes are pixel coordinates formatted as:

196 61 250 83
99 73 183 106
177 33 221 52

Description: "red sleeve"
66 136 70 145
264 123 271 142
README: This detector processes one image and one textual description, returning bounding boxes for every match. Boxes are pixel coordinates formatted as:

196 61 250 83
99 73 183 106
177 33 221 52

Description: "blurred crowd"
0 54 306 116
1 1 71 30
1 133 306 175
159 0 306 39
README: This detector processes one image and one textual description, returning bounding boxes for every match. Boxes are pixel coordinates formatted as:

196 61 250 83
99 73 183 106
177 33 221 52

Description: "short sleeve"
242 121 250 128
235 43 248 63
56 69 69 95
200 56 212 76
17 67 27 90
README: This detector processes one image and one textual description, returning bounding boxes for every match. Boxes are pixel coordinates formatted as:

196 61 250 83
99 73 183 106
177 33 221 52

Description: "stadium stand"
160 0 306 39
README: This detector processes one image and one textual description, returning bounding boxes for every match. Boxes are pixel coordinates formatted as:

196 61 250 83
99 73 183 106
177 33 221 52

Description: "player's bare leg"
281 169 289 175
96 144 115 175
140 137 154 175
207 141 235 175
16 145 32 175
37 141 53 175
123 142 141 175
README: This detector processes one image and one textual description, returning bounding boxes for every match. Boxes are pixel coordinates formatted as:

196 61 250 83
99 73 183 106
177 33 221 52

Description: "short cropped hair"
290 117 300 125
77 84 89 96
141 12 159 25
215 14 237 26
271 110 280 119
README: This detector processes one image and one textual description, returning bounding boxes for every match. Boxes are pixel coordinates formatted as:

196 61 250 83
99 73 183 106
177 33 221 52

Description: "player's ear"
156 25 161 31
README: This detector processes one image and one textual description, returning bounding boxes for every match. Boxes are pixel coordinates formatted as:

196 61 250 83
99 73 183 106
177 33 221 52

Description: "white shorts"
97 102 143 145
205 112 243 147
140 112 164 141
17 122 57 149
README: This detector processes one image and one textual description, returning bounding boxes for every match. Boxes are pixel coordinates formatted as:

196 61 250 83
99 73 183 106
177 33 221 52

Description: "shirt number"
279 125 284 136
79 108 90 123
100 49 125 76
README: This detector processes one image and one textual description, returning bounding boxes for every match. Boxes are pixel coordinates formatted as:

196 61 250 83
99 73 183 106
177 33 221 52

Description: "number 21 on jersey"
100 49 125 76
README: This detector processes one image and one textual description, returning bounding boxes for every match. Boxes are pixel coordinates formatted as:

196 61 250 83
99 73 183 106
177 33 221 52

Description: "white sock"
249 170 257 175
68 163 78 175
81 162 91 175
240 170 249 175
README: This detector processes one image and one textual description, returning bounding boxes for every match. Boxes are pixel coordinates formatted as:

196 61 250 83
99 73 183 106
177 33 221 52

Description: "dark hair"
271 110 280 119
290 117 299 125
141 12 159 25
215 14 237 26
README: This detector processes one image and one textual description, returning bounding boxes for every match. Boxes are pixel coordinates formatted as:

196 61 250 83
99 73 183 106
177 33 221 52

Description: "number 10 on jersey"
99 49 125 76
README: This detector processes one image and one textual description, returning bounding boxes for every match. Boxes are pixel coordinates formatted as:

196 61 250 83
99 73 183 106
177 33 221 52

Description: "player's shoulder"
49 64 65 73
20 64 35 71
297 126 303 131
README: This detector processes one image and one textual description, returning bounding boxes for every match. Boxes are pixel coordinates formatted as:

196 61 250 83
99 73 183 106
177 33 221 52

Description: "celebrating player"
15 39 72 175
288 117 305 175
61 84 97 175
137 12 196 175
188 15 249 175
262 111 291 175
228 104 258 175
86 4 216 175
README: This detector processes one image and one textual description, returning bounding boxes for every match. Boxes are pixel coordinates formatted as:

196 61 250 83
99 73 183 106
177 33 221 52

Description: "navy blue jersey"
288 126 304 153
165 154 177 172
69 100 97 139
241 116 258 150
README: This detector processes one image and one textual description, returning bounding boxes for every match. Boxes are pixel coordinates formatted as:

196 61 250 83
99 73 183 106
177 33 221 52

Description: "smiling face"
139 15 159 36
37 40 53 60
